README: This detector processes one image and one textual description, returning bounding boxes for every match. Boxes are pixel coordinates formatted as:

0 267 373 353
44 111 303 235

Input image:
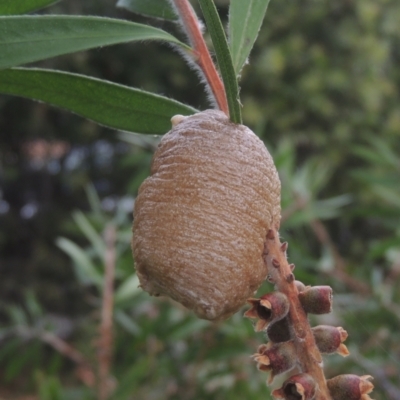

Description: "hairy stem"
264 229 332 400
172 0 229 115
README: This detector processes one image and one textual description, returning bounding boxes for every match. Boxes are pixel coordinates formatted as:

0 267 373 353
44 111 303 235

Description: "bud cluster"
245 229 374 400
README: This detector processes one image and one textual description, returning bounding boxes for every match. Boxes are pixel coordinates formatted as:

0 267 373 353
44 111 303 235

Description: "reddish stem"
264 229 332 400
172 0 229 115
98 225 116 400
40 331 95 387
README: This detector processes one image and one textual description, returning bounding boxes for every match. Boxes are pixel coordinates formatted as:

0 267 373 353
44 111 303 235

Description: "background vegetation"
0 0 399 399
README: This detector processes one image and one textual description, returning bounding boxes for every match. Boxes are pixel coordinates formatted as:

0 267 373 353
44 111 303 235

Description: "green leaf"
0 0 59 15
24 291 43 319
72 211 104 259
56 237 102 286
229 0 270 75
0 339 21 363
0 15 190 70
7 305 28 326
115 274 140 304
6 342 41 381
85 184 103 220
198 0 242 124
114 358 151 398
114 310 141 335
0 68 197 134
116 0 177 21
166 318 209 340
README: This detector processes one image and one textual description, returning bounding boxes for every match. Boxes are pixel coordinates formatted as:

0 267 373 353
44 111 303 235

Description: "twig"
97 224 117 400
309 219 371 295
38 331 95 387
282 193 370 295
172 0 229 115
40 331 87 365
264 229 332 400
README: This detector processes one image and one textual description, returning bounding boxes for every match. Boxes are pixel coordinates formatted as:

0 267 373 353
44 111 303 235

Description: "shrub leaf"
0 15 190 70
0 0 59 15
198 0 242 124
229 0 271 75
0 68 197 134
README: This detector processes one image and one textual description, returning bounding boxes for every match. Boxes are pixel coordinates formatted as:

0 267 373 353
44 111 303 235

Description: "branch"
282 193 371 295
309 219 371 295
97 224 117 400
264 229 332 400
171 0 229 115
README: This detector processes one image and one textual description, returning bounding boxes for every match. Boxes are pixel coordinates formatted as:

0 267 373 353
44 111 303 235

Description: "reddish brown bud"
312 325 349 356
267 274 274 283
298 285 333 314
266 229 275 240
267 317 291 343
295 280 306 292
272 258 281 268
281 241 288 252
244 292 289 332
327 375 374 400
252 341 296 384
272 373 317 400
286 273 295 283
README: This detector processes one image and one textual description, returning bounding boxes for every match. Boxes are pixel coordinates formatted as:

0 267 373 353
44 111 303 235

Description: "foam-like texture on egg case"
132 109 281 320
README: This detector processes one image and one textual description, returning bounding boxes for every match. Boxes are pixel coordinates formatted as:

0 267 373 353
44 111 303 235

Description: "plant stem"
172 0 229 115
198 0 242 124
264 229 332 400
98 224 116 400
39 331 96 387
282 194 371 295
309 218 371 294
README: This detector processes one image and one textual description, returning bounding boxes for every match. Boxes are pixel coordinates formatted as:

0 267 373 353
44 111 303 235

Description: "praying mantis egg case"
132 109 281 320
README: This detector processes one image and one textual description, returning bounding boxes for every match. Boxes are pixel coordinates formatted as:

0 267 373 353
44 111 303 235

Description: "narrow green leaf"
229 0 270 75
115 274 141 304
0 0 59 15
0 15 190 70
0 339 21 363
24 291 43 319
0 68 197 134
114 310 141 335
116 0 177 21
85 184 103 220
72 211 104 259
7 306 27 326
198 0 242 124
6 342 41 381
56 237 102 286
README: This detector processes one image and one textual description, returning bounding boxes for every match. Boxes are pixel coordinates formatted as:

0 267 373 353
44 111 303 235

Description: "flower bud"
298 286 332 315
327 374 374 400
252 341 296 384
266 316 291 343
312 325 349 356
295 280 307 293
244 292 289 332
272 373 316 400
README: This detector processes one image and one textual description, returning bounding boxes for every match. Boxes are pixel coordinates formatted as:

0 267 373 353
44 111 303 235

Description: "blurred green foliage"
0 0 400 399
